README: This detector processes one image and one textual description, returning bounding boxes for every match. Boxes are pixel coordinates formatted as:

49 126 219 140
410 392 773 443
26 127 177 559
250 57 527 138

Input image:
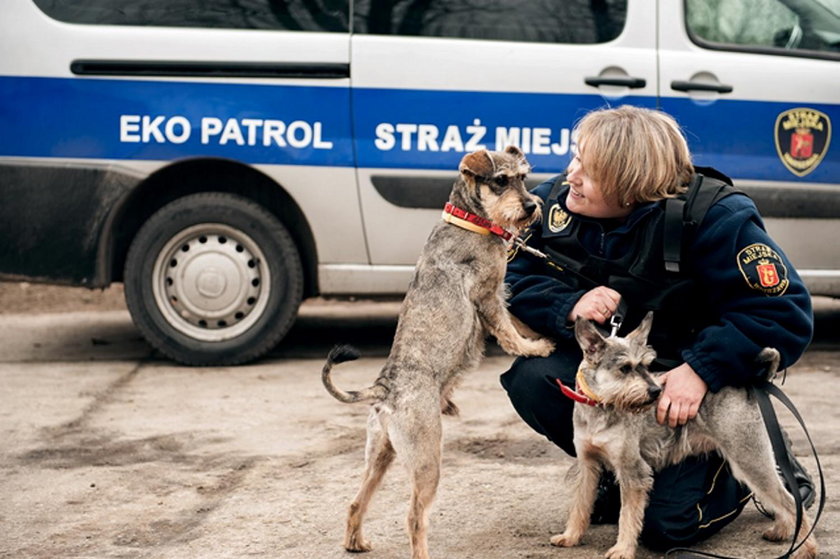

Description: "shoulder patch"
737 243 789 296
548 204 572 233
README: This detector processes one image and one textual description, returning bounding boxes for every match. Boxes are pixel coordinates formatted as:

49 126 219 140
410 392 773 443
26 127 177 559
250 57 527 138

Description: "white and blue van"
1 0 837 364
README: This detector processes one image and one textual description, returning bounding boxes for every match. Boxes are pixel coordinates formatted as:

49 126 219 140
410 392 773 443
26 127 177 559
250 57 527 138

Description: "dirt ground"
0 281 837 559
0 282 128 314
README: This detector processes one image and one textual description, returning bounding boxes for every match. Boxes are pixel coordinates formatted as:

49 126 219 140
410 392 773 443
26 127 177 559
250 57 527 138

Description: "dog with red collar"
321 145 555 559
552 312 818 559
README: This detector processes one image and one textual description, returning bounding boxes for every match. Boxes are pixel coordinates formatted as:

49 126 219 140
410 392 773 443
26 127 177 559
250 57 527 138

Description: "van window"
353 0 627 44
685 0 840 55
32 0 349 31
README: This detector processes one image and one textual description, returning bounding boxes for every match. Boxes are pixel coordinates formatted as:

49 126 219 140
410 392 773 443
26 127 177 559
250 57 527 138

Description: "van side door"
348 0 657 290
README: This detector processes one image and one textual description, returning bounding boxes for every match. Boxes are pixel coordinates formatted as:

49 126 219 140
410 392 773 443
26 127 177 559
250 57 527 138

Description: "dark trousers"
500 345 752 549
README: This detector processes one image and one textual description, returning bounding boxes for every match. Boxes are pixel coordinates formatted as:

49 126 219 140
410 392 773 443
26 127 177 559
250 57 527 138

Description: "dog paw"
605 544 636 559
792 537 818 559
527 338 555 357
549 532 580 547
762 523 792 542
344 534 372 553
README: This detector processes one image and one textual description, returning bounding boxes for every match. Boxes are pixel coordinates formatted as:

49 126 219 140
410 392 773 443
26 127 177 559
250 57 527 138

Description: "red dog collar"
442 203 513 240
556 378 601 408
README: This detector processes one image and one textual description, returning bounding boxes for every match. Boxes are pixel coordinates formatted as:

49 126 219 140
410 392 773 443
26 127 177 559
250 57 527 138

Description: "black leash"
665 380 825 559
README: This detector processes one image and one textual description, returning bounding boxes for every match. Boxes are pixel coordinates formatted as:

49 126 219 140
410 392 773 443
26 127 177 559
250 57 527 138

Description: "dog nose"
647 385 662 401
523 199 537 216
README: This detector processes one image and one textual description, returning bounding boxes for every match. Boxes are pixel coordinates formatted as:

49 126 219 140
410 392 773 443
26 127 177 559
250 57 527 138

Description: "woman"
501 105 814 548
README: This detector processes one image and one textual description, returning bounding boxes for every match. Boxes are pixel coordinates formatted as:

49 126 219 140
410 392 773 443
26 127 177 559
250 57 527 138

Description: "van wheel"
124 192 303 365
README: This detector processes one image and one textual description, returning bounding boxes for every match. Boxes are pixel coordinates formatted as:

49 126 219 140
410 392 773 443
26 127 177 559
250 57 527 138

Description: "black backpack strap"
663 176 695 273
547 173 568 200
663 169 738 274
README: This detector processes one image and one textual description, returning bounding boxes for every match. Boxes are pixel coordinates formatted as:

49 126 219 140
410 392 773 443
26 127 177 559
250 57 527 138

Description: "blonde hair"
573 106 694 206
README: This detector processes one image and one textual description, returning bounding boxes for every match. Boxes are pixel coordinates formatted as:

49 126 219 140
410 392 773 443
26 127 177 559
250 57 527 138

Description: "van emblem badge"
774 108 831 177
548 204 572 233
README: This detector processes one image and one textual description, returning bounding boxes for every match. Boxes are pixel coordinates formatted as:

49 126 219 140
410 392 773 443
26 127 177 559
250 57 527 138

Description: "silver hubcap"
152 223 271 342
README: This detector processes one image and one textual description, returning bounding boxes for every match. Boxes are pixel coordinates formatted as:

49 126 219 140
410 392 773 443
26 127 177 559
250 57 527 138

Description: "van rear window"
354 0 627 44
32 0 349 31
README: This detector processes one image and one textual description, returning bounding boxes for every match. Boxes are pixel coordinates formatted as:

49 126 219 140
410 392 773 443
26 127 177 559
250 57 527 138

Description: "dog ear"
575 317 606 361
627 311 654 344
504 145 532 175
504 145 524 159
459 149 494 180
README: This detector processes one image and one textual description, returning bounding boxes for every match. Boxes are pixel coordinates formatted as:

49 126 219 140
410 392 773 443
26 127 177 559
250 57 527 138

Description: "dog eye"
493 175 509 187
620 365 632 375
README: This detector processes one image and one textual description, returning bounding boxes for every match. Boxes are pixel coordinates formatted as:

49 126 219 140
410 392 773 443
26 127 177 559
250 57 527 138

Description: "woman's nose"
566 160 580 180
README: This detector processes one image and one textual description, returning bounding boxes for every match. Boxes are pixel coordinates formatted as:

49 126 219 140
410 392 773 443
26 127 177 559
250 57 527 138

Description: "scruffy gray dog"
322 146 555 559
552 312 818 559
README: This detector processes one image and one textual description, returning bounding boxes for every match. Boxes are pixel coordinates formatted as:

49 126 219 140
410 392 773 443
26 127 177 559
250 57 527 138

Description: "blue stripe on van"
0 75 837 181
660 97 838 183
349 87 652 172
0 75 355 166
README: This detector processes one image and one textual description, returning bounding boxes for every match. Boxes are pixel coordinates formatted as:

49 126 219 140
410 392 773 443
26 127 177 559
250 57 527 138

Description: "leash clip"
513 236 549 260
609 314 623 338
609 298 626 338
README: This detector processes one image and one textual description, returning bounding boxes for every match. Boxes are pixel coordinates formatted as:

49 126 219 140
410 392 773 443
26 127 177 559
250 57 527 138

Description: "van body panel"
350 0 658 265
658 1 839 278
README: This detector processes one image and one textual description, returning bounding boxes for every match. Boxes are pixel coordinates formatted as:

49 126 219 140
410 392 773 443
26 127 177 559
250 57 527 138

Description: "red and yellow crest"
774 108 831 177
756 261 780 288
737 243 789 296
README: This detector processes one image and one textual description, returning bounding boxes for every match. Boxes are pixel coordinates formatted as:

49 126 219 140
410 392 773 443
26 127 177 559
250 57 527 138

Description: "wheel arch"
105 157 319 298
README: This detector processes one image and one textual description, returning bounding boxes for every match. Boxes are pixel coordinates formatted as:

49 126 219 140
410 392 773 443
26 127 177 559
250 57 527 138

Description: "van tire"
124 192 303 365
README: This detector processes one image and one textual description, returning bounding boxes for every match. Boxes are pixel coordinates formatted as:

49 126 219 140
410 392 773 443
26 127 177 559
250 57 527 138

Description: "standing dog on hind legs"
550 312 817 559
321 146 555 559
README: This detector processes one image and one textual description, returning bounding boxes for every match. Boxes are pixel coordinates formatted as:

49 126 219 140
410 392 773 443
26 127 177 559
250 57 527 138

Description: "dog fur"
321 146 555 559
551 312 818 559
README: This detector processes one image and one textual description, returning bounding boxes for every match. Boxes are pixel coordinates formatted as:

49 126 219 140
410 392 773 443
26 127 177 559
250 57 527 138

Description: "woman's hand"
656 363 708 428
569 286 622 325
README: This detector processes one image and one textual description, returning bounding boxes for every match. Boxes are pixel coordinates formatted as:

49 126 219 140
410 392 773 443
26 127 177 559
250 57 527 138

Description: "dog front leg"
510 314 542 340
550 459 600 548
607 461 653 559
479 295 554 357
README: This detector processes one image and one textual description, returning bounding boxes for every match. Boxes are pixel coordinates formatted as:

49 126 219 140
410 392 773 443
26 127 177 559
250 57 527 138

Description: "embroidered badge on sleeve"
737 243 790 296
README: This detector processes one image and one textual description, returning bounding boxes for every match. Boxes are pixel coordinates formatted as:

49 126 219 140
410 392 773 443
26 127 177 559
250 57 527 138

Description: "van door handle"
670 80 733 94
584 76 646 89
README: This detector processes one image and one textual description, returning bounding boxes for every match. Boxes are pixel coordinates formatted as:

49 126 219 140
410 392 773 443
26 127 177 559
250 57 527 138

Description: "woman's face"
565 147 633 219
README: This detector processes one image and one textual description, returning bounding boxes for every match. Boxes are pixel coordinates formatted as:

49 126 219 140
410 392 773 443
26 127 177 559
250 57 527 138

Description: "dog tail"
755 347 781 381
321 344 387 404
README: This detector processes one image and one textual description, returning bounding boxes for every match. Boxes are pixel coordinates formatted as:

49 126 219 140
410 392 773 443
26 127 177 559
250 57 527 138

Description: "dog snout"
522 198 538 216
647 384 663 401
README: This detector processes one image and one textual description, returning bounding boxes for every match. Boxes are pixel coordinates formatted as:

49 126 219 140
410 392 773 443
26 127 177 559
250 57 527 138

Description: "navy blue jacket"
506 176 814 392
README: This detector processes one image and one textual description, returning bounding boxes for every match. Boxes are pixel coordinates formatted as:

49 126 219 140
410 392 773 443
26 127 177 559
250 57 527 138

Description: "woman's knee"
500 353 578 454
501 355 553 396
501 348 579 393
